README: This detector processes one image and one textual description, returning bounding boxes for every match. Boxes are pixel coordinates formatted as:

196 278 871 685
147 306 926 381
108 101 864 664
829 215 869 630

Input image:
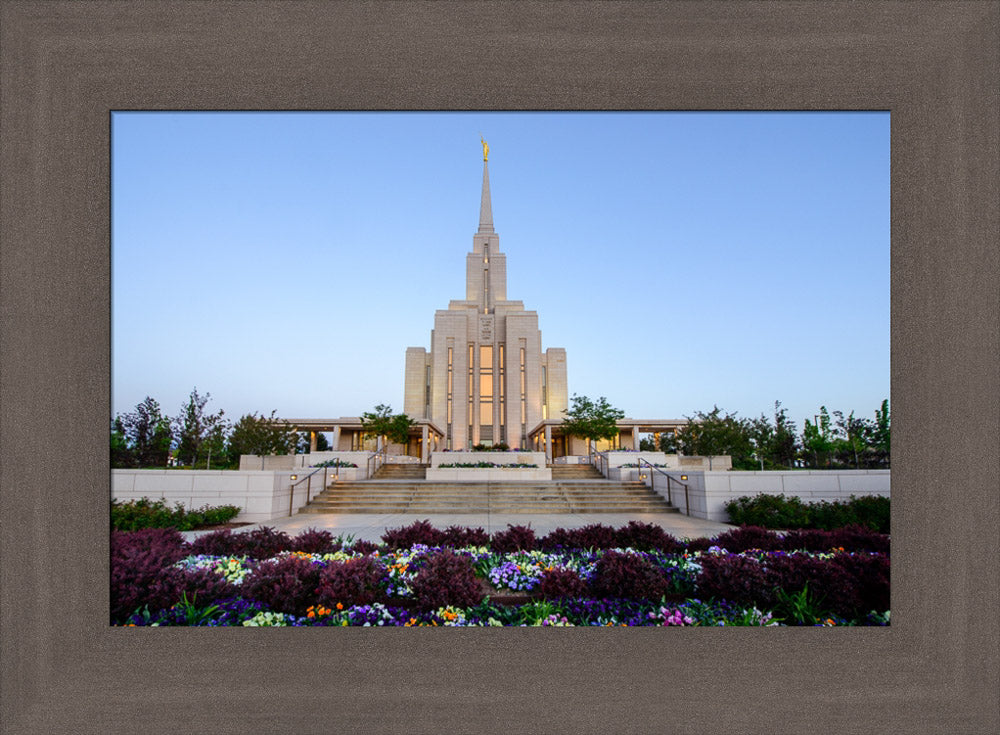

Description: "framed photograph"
2 2 996 733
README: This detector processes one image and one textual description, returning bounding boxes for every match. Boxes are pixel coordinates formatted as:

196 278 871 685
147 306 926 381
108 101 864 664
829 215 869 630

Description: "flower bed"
113 522 889 627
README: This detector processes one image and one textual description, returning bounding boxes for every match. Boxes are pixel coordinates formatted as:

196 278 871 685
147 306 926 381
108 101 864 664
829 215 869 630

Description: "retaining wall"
425 467 552 482
239 451 374 473
646 470 891 522
430 451 546 468
112 469 334 523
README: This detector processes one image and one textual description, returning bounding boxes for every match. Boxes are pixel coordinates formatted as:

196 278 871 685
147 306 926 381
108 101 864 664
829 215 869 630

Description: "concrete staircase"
373 463 428 480
549 464 605 480
301 476 679 515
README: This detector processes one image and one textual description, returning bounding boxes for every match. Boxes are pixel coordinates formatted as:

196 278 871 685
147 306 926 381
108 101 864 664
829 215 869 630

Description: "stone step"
314 489 660 499
301 505 679 514
300 475 677 514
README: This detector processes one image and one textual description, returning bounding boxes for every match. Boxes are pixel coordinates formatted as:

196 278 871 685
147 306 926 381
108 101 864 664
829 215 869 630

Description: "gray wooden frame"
1 2 997 733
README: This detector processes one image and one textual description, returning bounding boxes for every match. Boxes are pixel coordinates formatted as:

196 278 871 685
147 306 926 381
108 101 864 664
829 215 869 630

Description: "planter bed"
113 521 889 627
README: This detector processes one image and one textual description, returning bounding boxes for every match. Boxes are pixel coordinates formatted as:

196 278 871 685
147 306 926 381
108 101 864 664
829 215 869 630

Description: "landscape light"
680 475 687 481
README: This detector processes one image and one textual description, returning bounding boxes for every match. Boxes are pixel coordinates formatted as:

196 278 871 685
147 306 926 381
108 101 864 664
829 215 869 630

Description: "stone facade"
404 154 568 449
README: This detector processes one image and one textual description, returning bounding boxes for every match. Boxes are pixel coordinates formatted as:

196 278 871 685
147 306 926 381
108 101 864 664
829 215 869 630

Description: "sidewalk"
183 511 735 544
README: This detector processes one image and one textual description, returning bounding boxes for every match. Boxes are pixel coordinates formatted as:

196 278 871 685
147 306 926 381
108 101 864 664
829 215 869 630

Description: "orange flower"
336 602 344 610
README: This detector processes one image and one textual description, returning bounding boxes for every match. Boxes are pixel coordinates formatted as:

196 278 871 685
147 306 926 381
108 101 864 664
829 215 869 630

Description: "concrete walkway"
184 512 735 544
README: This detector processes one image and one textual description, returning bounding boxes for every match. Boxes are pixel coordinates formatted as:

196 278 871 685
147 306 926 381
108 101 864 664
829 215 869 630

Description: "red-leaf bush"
241 555 323 616
232 527 294 559
682 536 713 552
188 528 237 557
762 554 854 614
590 550 670 601
696 554 769 607
348 539 380 556
615 521 684 553
697 551 890 619
537 568 588 599
192 526 294 559
569 523 618 550
381 520 445 549
538 526 579 550
780 528 841 553
159 567 238 610
441 525 490 548
711 525 782 552
826 525 890 554
830 553 890 616
110 528 191 623
408 549 484 611
291 528 341 555
316 556 386 608
490 524 536 553
781 526 889 554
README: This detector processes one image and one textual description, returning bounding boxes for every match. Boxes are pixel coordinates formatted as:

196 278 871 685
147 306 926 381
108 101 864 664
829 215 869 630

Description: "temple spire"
478 138 494 234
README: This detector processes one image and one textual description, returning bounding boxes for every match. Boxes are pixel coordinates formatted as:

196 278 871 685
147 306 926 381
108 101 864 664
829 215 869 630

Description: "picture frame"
1 2 996 732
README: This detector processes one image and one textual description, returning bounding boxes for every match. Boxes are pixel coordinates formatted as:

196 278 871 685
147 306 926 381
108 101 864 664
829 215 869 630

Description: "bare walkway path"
184 512 735 544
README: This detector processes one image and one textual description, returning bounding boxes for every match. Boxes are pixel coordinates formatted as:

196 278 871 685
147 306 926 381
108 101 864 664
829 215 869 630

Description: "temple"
402 141 568 452
282 143 687 461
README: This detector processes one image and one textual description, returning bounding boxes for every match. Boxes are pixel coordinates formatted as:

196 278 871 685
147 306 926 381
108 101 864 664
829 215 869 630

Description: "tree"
117 396 173 467
833 409 867 469
111 414 134 468
226 410 298 464
361 404 413 449
801 406 835 468
173 388 227 467
771 401 799 468
748 401 799 469
674 406 755 469
867 399 891 468
560 394 625 455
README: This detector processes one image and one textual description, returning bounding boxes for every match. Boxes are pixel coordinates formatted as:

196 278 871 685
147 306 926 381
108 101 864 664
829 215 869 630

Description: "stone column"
421 424 429 463
309 431 317 453
332 426 341 450
544 424 553 464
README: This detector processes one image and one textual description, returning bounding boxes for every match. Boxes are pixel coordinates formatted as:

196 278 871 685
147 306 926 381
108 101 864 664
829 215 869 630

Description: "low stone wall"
603 451 680 468
425 467 553 482
430 451 546 468
607 467 670 482
239 452 373 475
112 469 336 523
645 470 891 522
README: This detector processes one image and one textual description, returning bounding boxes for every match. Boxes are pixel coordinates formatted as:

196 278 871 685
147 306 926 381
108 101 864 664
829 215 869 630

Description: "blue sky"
112 111 889 432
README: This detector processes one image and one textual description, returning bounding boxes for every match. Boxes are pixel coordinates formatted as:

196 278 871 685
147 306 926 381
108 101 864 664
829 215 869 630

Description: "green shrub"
724 494 810 528
111 498 241 531
724 494 889 533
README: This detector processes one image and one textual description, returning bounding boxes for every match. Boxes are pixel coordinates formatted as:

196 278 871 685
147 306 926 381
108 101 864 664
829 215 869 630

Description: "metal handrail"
590 449 609 477
366 448 387 479
637 457 691 516
288 467 327 516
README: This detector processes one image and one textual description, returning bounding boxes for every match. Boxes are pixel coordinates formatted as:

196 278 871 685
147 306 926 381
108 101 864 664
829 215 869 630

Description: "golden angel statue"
480 136 489 162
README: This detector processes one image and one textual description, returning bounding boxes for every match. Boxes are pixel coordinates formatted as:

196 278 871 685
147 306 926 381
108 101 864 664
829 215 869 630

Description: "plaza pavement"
184 511 735 543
